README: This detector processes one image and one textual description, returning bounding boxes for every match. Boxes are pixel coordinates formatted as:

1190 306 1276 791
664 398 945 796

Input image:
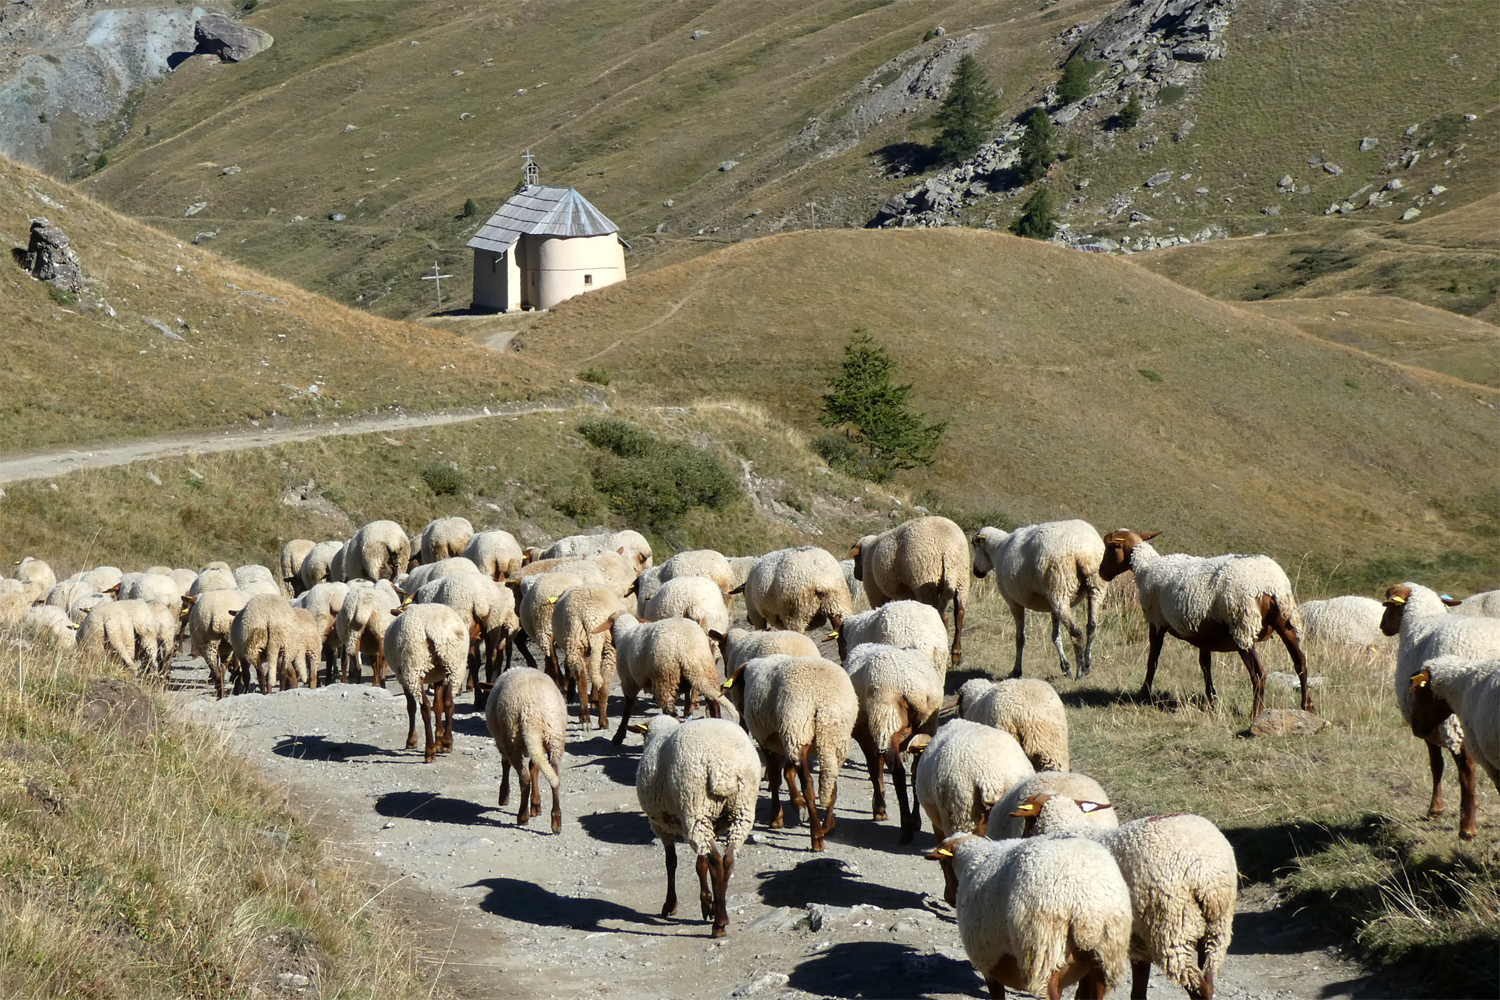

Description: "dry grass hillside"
515 227 1499 592
0 154 552 453
62 0 1496 320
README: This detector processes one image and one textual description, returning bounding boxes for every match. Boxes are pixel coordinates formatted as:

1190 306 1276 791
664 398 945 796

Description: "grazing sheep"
930 831 1131 1000
188 566 237 598
46 579 93 614
140 601 181 677
633 715 760 938
485 666 567 832
849 516 969 664
833 600 949 683
987 771 1118 841
658 549 735 601
1411 656 1500 793
169 568 199 597
1017 793 1237 1000
345 520 412 582
514 572 588 679
513 556 610 584
1382 582 1500 839
741 547 852 633
543 530 653 572
1 591 30 630
298 581 349 684
1453 590 1500 618
1300 596 1395 658
20 605 76 648
606 614 729 743
384 603 469 762
633 564 665 616
233 564 278 592
280 540 317 596
120 573 184 615
335 581 400 685
551 584 627 731
590 549 643 598
709 627 821 674
298 540 345 591
190 591 250 694
465 530 525 580
645 576 730 637
420 516 474 564
721 654 857 852
397 556 483 596
971 520 1106 679
78 601 155 672
844 643 944 836
12 557 56 603
230 593 302 694
67 591 114 624
78 565 124 595
726 556 757 592
415 573 519 689
285 607 322 689
911 719 1035 901
953 677 1070 772
1100 530 1311 719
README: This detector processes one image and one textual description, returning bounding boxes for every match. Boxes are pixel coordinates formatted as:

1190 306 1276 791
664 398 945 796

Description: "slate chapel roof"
465 185 620 254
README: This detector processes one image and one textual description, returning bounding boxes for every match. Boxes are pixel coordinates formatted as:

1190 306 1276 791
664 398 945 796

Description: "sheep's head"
1380 584 1413 635
1099 529 1159 581
847 537 876 581
720 665 747 714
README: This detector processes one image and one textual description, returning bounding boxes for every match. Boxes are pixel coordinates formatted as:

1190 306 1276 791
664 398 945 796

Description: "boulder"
21 218 82 292
1359 137 1379 152
1247 709 1330 738
194 13 274 63
1144 170 1172 188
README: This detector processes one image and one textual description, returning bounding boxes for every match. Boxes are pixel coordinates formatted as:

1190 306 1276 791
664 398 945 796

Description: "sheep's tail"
812 713 847 813
684 661 734 719
522 710 561 789
1024 909 1130 998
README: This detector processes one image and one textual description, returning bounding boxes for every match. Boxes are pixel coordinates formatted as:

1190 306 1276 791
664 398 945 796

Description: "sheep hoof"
898 828 915 845
710 923 727 939
1459 827 1476 842
872 809 887 821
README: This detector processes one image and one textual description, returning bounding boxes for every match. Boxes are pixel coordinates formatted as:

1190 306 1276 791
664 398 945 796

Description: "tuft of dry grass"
0 631 434 999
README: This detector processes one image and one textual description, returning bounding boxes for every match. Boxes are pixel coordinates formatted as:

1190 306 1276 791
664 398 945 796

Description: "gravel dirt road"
171 637 1389 1000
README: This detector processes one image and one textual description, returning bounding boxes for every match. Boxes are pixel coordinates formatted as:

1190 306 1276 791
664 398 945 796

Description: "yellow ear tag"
722 678 734 689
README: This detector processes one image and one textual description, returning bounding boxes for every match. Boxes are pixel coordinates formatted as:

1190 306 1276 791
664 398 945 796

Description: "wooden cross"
421 260 453 310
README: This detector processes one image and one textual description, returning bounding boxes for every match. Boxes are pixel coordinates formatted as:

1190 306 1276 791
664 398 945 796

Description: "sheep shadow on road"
467 876 673 936
577 810 655 845
787 940 982 999
271 734 404 763
756 856 928 912
374 789 508 828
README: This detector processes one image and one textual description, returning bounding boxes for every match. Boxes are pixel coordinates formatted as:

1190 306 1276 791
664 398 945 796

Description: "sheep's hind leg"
1235 646 1266 718
1455 745 1477 841
1198 647 1218 707
419 686 437 762
766 751 787 828
499 758 511 806
1130 958 1151 1000
660 836 679 917
797 744 826 851
1140 626 1166 702
1050 612 1073 678
404 690 419 750
695 853 714 920
516 762 532 826
1007 601 1027 678
529 761 542 819
1425 742 1447 817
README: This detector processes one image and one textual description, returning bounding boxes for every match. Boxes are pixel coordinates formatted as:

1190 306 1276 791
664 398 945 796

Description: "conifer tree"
932 55 1001 165
820 329 946 475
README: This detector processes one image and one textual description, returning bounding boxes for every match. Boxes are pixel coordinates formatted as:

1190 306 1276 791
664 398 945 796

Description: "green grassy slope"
0 154 553 453
512 227 1499 592
71 0 1496 322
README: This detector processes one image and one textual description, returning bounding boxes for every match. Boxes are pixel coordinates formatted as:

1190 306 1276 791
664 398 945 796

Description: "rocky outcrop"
193 12 273 63
20 217 83 292
1075 0 1234 65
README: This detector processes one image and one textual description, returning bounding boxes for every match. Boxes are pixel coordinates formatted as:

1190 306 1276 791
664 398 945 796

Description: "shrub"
1056 58 1103 105
932 54 1001 165
577 418 741 531
47 286 78 306
578 417 655 458
1138 368 1164 383
419 462 465 495
92 153 108 172
554 485 600 520
1010 186 1058 240
576 366 611 386
462 197 479 218
1117 90 1143 129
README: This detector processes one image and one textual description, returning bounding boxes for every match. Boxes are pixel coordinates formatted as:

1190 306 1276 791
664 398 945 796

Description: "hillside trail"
173 633 1392 1000
0 396 605 485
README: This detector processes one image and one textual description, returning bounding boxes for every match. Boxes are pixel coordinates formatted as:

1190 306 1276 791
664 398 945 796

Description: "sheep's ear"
940 693 960 712
706 629 725 643
825 629 839 641
923 843 955 860
1077 801 1112 814
906 733 932 755
1440 594 1463 607
1009 800 1039 818
183 593 198 605
722 665 746 690
68 621 80 631
616 546 626 555
589 614 619 635
628 722 649 735
845 544 861 559
1408 668 1432 693
1139 530 1162 541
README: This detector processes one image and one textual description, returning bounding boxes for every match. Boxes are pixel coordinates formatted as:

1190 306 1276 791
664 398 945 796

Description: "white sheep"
419 516 474 564
632 564 665 616
297 540 345 591
911 718 1035 901
285 607 322 689
189 589 249 698
833 600 949 683
1016 792 1238 1000
383 602 468 762
971 520 1106 679
12 557 56 602
78 565 124 595
1452 590 1500 618
986 770 1118 841
67 591 114 625
119 572 184 615
415 572 519 690
20 605 76 649
741 546 852 633
644 575 729 637
77 600 160 675
952 677 1070 773
721 653 857 852
230 592 302 694
0 592 27 630
397 555 482 596
1382 582 1500 839
335 580 400 685
1300 595 1395 657
849 516 969 665
513 571 590 679
605 614 730 744
465 529 525 580
298 581 349 685
485 666 567 833
1101 530 1312 719
633 715 760 938
709 626 821 674
343 520 411 582
726 556 757 592
550 583 626 731
1411 656 1500 793
279 539 316 596
930 831 1131 999
45 579 93 614
188 566 237 598
543 529 653 572
168 567 199 598
844 643 944 838
658 549 735 601
590 549 642 598
233 564 279 592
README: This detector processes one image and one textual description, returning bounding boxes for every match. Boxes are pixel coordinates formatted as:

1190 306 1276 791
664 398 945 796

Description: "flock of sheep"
4 512 1498 999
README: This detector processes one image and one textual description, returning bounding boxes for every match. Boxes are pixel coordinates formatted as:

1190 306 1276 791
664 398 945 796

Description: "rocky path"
0 397 603 485
169 649 1388 1000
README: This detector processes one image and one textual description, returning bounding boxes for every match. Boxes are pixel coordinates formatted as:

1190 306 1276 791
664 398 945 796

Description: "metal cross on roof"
420 260 453 310
522 148 539 187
